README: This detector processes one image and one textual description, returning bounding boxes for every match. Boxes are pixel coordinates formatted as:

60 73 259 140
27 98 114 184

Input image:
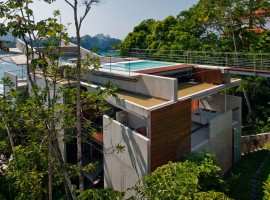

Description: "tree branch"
64 0 74 9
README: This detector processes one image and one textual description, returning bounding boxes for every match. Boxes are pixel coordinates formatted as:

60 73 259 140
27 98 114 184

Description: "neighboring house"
242 9 270 33
3 39 242 197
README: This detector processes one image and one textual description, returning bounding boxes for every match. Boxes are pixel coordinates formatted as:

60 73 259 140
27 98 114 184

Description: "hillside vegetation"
70 34 121 53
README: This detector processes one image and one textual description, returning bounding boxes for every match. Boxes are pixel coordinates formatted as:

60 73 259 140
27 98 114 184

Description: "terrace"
116 90 168 108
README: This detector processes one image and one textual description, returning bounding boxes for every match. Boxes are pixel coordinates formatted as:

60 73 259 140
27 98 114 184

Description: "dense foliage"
121 0 270 53
133 154 229 199
234 76 270 134
120 0 270 134
0 0 117 199
263 174 270 200
78 188 124 200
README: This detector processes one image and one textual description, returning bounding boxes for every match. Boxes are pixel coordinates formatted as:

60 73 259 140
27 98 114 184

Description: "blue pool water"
102 60 176 71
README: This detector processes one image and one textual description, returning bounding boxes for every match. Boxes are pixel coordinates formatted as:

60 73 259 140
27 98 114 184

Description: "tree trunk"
52 140 77 200
243 87 255 117
76 30 84 193
48 140 53 200
74 0 84 192
65 0 100 192
0 112 16 158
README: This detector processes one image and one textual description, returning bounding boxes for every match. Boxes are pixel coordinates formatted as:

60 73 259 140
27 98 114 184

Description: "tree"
64 0 103 192
263 173 270 199
132 154 229 200
1 0 119 198
120 19 156 55
0 1 77 199
78 188 124 200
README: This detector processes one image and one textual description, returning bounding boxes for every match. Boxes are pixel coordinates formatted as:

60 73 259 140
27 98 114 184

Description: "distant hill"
0 32 17 48
1 32 16 43
70 34 122 52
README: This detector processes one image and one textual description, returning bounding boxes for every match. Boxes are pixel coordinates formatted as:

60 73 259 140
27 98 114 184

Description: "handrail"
7 68 27 79
129 48 270 71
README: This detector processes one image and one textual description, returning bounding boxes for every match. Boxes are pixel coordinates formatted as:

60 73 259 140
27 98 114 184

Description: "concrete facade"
84 70 178 101
103 116 149 198
192 93 242 167
210 111 233 173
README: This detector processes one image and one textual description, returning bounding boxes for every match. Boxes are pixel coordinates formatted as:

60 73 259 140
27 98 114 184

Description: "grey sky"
30 0 199 40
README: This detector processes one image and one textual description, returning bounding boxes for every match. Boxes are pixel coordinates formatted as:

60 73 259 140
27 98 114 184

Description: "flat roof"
178 79 241 99
35 72 76 85
178 82 217 98
116 90 168 108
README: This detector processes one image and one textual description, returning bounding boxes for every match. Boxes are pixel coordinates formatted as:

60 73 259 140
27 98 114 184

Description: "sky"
30 0 199 40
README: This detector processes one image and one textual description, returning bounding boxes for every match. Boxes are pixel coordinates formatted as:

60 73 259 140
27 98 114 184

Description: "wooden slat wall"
194 68 222 84
150 99 191 171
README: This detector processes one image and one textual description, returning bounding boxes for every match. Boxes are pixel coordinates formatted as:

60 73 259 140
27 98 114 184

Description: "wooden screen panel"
150 99 191 171
194 68 222 85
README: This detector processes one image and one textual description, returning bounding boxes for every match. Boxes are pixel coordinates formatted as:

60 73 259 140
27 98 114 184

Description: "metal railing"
8 68 27 79
128 49 270 71
100 56 135 76
20 48 270 76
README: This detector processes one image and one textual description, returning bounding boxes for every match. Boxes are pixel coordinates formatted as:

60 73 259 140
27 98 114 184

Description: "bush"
132 154 229 199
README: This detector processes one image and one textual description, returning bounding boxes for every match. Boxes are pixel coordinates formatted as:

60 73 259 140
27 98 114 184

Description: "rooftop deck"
178 82 217 98
178 78 241 99
116 91 168 108
110 77 241 109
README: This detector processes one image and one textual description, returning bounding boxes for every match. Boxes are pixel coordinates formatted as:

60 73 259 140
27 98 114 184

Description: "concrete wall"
103 115 149 198
61 41 131 63
85 71 177 101
34 76 70 161
106 95 151 119
127 112 148 131
16 39 27 54
16 39 36 56
209 110 232 173
4 71 17 96
63 41 101 59
81 82 150 119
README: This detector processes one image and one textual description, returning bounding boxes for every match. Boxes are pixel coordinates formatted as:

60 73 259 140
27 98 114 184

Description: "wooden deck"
116 91 168 108
178 82 217 98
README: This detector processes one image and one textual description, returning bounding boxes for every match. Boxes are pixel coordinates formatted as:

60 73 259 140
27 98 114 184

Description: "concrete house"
3 40 242 197
82 62 242 196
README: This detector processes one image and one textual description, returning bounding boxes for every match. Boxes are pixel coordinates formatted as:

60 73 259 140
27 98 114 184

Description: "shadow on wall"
120 125 148 178
103 157 113 188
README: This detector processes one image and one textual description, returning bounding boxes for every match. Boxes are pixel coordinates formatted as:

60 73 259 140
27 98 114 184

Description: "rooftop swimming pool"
101 60 176 71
